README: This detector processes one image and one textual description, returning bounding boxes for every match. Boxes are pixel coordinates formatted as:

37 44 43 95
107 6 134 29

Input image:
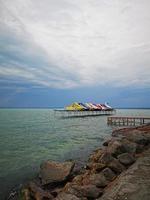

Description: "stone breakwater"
8 124 150 200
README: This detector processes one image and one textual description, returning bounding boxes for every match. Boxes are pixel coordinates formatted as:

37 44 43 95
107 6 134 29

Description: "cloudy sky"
0 0 150 107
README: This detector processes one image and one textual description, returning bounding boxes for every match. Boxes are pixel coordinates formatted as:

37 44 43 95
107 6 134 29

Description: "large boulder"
97 148 150 200
89 148 103 162
77 185 103 199
72 161 85 176
118 153 135 166
28 182 53 200
39 161 75 185
98 152 114 164
72 174 84 185
82 173 109 187
98 152 125 174
112 126 150 146
124 130 150 145
101 168 116 181
86 162 106 173
108 159 126 174
106 139 126 157
64 184 103 199
121 138 138 153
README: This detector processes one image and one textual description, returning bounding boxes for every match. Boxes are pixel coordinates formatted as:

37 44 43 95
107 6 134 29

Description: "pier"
107 116 150 126
54 109 116 118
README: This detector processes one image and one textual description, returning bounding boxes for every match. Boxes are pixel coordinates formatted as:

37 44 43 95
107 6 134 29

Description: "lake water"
0 108 150 199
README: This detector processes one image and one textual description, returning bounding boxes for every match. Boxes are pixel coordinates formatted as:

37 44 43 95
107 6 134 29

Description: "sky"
0 0 150 108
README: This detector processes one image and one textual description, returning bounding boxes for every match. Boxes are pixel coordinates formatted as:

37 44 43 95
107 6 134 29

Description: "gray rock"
80 185 103 198
98 152 114 164
102 167 116 181
97 148 150 200
28 182 53 200
112 126 150 146
63 184 81 198
65 184 103 199
108 159 126 174
89 148 103 162
79 185 103 198
107 140 126 157
39 161 75 185
121 139 138 153
118 153 135 166
126 130 150 145
86 162 106 172
88 173 109 187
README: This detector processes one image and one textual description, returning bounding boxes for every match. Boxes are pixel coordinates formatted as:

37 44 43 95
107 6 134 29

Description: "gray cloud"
0 0 150 88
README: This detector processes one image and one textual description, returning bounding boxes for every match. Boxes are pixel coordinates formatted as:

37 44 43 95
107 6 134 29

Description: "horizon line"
0 107 150 109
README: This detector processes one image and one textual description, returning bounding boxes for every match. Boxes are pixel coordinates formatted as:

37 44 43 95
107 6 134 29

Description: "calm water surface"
0 108 150 199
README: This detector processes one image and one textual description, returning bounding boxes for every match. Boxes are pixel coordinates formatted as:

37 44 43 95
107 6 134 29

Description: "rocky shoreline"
8 124 150 200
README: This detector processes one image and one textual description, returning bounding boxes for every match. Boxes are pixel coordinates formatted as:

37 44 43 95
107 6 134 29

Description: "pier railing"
107 116 150 126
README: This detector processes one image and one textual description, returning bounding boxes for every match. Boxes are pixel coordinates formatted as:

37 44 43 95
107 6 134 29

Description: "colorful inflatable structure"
65 102 113 111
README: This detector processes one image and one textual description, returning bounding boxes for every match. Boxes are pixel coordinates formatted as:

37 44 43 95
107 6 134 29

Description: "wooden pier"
107 116 150 126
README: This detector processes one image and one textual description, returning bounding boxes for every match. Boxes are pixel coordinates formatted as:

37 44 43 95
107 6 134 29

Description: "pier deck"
107 116 150 126
54 109 116 118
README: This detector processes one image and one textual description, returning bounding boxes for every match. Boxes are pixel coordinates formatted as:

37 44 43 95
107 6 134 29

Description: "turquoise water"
0 109 150 199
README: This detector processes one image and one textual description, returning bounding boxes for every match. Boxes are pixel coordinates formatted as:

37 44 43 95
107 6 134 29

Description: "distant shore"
8 123 150 200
